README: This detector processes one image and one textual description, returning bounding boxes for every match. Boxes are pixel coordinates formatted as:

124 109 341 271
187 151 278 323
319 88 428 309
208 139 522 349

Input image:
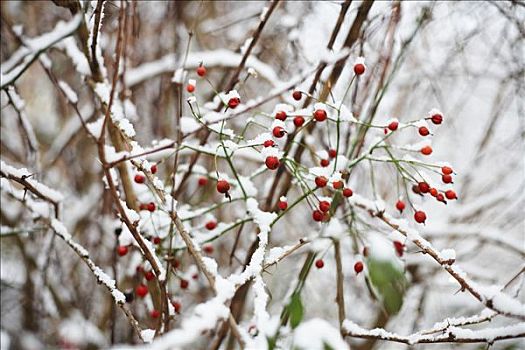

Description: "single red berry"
216 179 230 194
205 220 217 230
134 174 145 184
314 109 327 122
180 279 189 289
354 261 364 274
354 63 366 75
172 300 182 313
442 174 453 184
293 116 305 127
263 140 275 147
333 181 343 190
421 146 433 155
196 65 206 77
145 270 155 281
320 159 330 167
445 190 457 200
136 284 148 298
153 236 161 244
419 126 430 136
418 182 430 193
395 200 405 212
414 210 427 224
388 121 398 131
150 164 158 174
173 259 180 269
136 265 144 274
437 193 446 203
315 176 328 188
203 244 214 254
198 176 208 186
393 240 405 257
275 111 287 121
186 84 195 93
441 166 453 175
278 200 288 210
319 200 330 213
328 149 337 158
272 126 286 138
292 90 302 101
412 184 422 194
265 156 280 170
117 245 128 257
384 128 388 134
228 97 240 109
139 203 148 211
312 210 324 222
429 188 438 197
147 202 156 212
192 273 199 280
431 114 443 125
150 309 160 319
315 259 324 269
342 188 353 197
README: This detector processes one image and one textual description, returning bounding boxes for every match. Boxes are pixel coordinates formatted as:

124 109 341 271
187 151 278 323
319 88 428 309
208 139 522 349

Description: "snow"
294 319 349 350
141 329 155 344
58 80 78 104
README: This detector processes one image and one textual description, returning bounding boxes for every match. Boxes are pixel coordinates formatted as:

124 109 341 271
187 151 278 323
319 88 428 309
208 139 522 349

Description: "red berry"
150 309 160 319
328 149 337 158
418 126 430 136
293 116 305 127
216 179 230 194
139 203 148 211
441 166 453 175
429 188 438 197
314 109 327 122
145 270 155 281
180 279 189 289
203 244 214 254
442 174 453 184
134 174 145 184
395 200 405 212
196 65 206 77
186 84 195 93
393 240 405 257
354 63 365 75
445 190 457 200
272 126 286 138
172 300 182 313
333 181 343 190
117 245 128 257
431 114 443 125
198 176 208 186
275 111 287 121
192 273 199 280
136 284 148 298
437 193 446 203
320 159 329 167
315 259 324 269
312 210 323 222
147 202 156 212
315 176 328 188
278 200 288 210
153 236 161 244
292 90 302 101
265 156 280 170
343 188 353 197
354 261 364 274
418 182 430 193
205 220 217 230
150 164 158 174
319 200 330 213
263 140 275 148
421 146 433 155
228 97 240 109
414 210 427 224
388 121 398 131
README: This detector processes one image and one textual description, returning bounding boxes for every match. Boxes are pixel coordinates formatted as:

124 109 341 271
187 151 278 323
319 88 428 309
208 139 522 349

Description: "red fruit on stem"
172 300 182 313
437 193 446 203
292 91 302 101
265 156 280 170
419 126 430 136
139 203 148 211
147 202 156 212
314 109 327 122
396 200 405 212
315 259 324 269
203 244 214 254
388 121 398 131
136 284 148 298
421 146 433 155
442 174 453 184
275 111 287 121
180 279 189 289
393 241 405 257
418 182 430 193
319 201 330 213
441 166 453 175
312 210 323 222
320 159 329 167
150 310 160 319
145 271 155 281
117 245 128 257
205 220 217 230
150 164 158 174
445 190 457 200
333 181 343 190
431 114 443 125
263 140 275 148
278 200 288 210
272 126 286 138
196 65 206 77
192 273 199 280
354 63 366 75
216 179 230 194
315 176 328 188
354 261 364 274
153 236 161 244
414 210 427 224
343 188 353 197
228 97 240 109
134 174 145 184
328 149 337 158
430 188 438 197
186 84 195 93
198 176 208 186
293 116 305 127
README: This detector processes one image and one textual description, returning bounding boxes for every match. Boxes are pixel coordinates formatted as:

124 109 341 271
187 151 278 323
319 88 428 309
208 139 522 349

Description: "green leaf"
289 293 304 329
366 258 407 315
